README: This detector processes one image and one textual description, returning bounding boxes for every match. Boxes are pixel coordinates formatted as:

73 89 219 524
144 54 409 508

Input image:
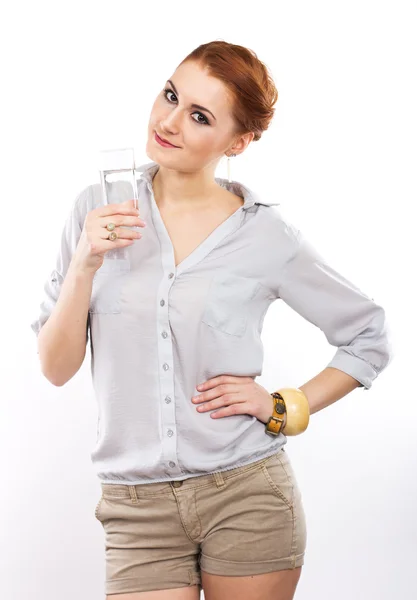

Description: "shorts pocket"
89 258 130 314
201 272 261 337
260 451 295 509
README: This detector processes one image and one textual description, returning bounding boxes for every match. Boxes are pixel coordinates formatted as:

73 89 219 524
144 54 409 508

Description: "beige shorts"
94 447 307 595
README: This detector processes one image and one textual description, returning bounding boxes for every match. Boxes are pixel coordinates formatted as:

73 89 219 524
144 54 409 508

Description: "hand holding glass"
71 200 146 274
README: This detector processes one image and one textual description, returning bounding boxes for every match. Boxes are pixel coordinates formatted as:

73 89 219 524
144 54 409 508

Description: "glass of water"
98 147 139 261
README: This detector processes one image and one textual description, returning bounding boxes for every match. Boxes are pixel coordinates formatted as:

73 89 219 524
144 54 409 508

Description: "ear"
230 131 255 156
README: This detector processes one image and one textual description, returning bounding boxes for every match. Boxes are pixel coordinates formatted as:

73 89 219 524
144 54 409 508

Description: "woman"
31 41 393 600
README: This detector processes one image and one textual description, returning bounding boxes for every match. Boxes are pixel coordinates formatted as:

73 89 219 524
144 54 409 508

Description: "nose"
159 109 181 137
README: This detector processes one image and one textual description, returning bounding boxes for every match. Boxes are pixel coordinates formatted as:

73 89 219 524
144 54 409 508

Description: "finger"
195 392 241 412
99 226 142 241
210 403 245 418
98 201 140 217
192 383 238 404
99 214 146 229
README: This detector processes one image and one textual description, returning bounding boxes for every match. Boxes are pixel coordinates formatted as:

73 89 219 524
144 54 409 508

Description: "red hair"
179 40 278 142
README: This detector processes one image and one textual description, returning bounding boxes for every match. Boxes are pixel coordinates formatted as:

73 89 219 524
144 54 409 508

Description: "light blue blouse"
31 161 393 484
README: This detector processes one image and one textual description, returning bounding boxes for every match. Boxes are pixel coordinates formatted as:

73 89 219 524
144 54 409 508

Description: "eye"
163 88 210 125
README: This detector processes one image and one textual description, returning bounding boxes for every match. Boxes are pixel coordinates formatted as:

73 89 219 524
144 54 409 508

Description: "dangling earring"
226 153 237 183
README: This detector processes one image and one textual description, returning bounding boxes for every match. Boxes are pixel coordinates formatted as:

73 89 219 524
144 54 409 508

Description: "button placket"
155 263 182 476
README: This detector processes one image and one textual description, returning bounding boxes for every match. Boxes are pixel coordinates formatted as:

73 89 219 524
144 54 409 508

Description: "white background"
2 1 415 598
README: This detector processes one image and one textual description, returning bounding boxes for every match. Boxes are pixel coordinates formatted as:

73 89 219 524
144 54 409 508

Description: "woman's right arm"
32 187 144 386
37 261 94 386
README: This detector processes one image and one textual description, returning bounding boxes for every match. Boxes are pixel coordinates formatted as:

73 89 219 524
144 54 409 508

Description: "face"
146 60 253 174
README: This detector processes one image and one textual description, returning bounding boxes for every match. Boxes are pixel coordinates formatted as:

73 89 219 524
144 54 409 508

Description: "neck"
152 164 221 211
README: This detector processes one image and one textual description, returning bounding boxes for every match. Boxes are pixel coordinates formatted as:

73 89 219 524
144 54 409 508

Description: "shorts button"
172 480 183 488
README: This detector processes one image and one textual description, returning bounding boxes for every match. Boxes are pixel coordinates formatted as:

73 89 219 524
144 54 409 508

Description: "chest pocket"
89 258 130 314
201 272 261 337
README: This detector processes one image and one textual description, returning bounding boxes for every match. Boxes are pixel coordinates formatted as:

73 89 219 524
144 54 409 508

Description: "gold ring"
106 222 117 241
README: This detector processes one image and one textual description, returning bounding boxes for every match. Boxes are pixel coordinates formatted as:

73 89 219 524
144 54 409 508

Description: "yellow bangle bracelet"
280 388 310 436
267 388 310 436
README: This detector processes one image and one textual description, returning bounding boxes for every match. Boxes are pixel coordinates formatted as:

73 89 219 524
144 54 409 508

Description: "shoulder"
256 204 301 248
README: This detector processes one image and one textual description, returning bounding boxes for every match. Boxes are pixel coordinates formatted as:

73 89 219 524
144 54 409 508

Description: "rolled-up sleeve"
276 228 394 390
30 185 91 340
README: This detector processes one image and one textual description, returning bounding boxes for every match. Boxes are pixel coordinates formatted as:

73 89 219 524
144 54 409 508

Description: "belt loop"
213 471 225 488
129 485 139 504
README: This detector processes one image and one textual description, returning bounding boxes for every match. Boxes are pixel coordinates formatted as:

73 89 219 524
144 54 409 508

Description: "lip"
154 131 179 148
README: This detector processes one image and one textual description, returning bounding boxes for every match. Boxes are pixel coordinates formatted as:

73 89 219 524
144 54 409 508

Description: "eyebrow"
167 80 217 121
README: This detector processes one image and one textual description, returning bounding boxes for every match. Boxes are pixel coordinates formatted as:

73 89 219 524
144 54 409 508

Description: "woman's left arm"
276 228 394 411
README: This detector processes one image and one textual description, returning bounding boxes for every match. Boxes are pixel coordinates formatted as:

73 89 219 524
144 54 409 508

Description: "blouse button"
167 429 174 437
163 363 169 371
169 461 176 468
160 299 165 306
168 273 174 279
162 331 168 338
